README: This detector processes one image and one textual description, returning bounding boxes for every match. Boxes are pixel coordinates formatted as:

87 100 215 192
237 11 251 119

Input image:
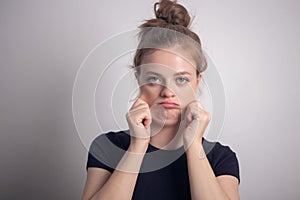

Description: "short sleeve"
86 133 127 173
86 151 114 173
213 144 240 183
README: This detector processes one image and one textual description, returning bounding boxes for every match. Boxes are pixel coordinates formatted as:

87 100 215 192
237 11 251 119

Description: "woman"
82 0 240 199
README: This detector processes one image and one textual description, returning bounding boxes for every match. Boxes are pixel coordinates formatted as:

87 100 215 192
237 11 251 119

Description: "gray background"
1 0 299 199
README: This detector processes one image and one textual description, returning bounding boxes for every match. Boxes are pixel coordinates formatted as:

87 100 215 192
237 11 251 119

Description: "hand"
182 100 211 149
126 97 152 147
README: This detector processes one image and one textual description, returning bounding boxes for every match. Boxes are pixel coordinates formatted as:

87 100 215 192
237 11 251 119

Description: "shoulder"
205 139 237 157
87 130 130 172
203 138 240 183
202 138 237 159
90 130 130 151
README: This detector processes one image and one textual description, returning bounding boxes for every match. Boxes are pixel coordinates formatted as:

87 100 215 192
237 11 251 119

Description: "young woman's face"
136 48 201 127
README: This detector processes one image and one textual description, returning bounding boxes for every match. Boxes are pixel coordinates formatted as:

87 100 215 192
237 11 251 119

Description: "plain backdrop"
1 0 300 199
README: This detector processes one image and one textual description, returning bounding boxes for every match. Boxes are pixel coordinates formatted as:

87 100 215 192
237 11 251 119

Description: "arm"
186 142 239 200
81 143 148 200
183 101 240 200
81 97 151 200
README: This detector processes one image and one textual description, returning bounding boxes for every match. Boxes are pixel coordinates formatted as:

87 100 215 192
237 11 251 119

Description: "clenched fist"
182 100 211 149
126 97 152 146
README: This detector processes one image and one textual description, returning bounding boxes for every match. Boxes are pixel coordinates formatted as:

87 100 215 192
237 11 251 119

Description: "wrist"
185 140 206 159
183 135 202 150
129 140 149 153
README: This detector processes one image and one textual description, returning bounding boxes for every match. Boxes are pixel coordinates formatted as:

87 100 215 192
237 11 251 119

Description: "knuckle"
203 112 211 121
126 112 133 121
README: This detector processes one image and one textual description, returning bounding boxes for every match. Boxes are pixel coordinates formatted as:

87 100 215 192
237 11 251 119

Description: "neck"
149 122 185 150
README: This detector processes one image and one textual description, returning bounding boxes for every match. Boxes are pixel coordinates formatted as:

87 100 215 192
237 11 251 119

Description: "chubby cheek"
176 87 198 109
139 86 160 107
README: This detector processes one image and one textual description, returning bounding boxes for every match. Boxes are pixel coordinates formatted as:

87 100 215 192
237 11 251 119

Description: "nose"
160 85 176 98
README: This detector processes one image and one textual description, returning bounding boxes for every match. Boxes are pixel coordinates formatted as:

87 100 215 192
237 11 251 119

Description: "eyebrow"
174 71 192 76
145 71 192 76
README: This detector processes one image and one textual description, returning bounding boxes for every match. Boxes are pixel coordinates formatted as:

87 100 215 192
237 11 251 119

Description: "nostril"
160 86 175 97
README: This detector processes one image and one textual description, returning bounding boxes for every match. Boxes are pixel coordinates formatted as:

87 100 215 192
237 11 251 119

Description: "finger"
130 104 150 115
197 101 204 110
134 112 148 126
143 116 152 128
129 106 151 123
194 100 204 110
138 92 148 102
186 114 193 128
183 106 192 127
131 98 148 109
131 102 148 110
184 102 200 123
189 100 205 111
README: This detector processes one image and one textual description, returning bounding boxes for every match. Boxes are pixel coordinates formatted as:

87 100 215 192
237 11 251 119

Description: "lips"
158 101 180 108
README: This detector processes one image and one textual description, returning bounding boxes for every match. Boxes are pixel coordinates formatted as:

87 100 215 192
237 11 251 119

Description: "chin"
150 107 181 126
152 115 180 127
165 117 181 126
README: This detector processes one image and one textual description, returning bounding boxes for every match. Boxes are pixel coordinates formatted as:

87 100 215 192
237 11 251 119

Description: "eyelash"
176 76 189 84
147 76 161 83
146 76 190 85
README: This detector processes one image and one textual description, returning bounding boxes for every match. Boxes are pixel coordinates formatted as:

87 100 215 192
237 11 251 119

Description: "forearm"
186 142 230 200
90 143 147 200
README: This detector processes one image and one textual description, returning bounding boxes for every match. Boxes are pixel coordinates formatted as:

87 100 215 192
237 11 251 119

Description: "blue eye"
147 76 160 83
176 77 188 84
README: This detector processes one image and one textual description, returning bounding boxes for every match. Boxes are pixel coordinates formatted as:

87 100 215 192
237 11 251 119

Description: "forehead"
139 49 197 75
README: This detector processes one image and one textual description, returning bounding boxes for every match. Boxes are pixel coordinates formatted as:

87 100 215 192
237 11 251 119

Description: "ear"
135 72 140 85
196 73 202 86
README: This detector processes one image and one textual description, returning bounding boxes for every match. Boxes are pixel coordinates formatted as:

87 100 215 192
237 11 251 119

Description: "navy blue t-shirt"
86 130 240 200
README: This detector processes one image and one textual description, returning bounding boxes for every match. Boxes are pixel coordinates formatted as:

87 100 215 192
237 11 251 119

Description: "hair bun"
154 0 191 27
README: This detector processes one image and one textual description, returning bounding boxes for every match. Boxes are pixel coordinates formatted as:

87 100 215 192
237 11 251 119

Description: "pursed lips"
158 101 180 108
